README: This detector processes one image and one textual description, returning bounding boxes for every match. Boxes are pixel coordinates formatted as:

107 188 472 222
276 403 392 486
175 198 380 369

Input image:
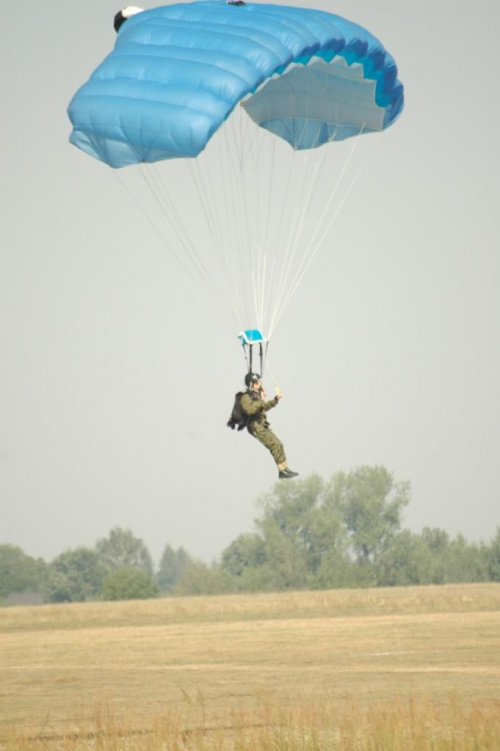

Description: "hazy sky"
1 0 499 566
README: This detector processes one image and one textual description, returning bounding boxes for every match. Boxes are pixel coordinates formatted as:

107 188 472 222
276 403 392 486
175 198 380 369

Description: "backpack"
227 391 248 431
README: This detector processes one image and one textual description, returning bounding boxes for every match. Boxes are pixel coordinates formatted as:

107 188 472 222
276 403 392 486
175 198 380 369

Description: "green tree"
102 567 159 601
219 469 412 593
43 570 75 604
259 520 312 590
232 474 354 591
254 475 333 590
485 527 500 582
157 545 192 592
221 533 266 578
420 527 451 584
335 466 410 567
173 560 236 595
305 479 353 587
44 547 106 603
376 530 436 586
95 527 154 576
440 534 489 583
421 527 450 556
0 544 46 600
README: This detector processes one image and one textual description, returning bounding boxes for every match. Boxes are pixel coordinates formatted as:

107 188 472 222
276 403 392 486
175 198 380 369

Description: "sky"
1 0 499 567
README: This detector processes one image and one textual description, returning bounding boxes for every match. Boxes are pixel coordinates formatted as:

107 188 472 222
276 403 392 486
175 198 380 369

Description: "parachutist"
228 373 298 480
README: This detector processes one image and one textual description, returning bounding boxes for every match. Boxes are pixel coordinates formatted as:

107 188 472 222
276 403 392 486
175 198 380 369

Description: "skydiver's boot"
279 469 299 479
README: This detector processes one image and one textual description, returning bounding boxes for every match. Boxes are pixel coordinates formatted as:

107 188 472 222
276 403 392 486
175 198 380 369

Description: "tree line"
2 466 499 604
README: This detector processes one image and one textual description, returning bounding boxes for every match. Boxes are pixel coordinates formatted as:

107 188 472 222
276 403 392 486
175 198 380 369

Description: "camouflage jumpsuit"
240 391 287 466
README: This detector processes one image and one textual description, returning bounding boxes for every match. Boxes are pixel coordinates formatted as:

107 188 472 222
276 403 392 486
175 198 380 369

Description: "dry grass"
3 695 500 750
1 584 500 749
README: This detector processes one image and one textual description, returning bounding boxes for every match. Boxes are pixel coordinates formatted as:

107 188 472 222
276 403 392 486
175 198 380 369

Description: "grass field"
1 583 500 749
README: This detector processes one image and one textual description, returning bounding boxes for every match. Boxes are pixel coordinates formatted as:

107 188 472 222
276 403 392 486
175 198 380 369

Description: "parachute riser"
238 329 269 382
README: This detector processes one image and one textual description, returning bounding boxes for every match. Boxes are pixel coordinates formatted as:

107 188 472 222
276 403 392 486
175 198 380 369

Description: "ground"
1 584 500 749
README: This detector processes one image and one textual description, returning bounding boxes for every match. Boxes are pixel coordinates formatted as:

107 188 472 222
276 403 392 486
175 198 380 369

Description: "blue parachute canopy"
68 1 404 168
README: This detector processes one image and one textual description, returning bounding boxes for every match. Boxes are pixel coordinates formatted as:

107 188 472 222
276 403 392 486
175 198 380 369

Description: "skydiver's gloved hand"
275 385 282 401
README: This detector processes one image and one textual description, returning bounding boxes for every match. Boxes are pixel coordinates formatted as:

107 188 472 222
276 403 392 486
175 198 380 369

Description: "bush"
102 566 159 601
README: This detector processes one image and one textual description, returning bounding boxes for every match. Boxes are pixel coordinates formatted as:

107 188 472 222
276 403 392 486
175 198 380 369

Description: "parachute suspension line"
207 110 243 329
261 340 269 379
185 131 252 332
236 100 264 170
111 169 201 283
143 164 207 279
269 130 342 334
113 152 246 333
305 123 367 251
188 156 225 256
147 161 242 332
237 113 264 332
240 338 267 377
220 109 257 331
185 153 246 331
219 107 275 335
220 105 271 333
241 340 268 377
214 118 246 328
262 123 291 336
292 122 381 292
254 131 278 335
281 148 367 332
266 149 302 336
262 73 385 338
267 124 337 339
269 141 361 335
262 85 301 338
241 339 251 373
265 142 298 335
302 128 383 275
152 153 241 331
217 149 248 330
225 104 288 337
263 353 277 387
263 133 283 334
268 121 376 337
265 85 335 339
227 105 278 336
244 110 274 335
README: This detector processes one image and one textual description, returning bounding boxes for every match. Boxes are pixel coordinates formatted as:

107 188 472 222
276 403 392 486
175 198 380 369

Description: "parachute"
68 1 404 367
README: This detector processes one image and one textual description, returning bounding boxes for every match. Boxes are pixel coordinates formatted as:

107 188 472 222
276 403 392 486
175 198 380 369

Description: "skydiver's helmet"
244 372 261 388
114 6 144 32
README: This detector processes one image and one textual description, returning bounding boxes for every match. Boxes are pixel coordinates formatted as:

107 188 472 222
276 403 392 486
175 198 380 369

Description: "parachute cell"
68 1 403 168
